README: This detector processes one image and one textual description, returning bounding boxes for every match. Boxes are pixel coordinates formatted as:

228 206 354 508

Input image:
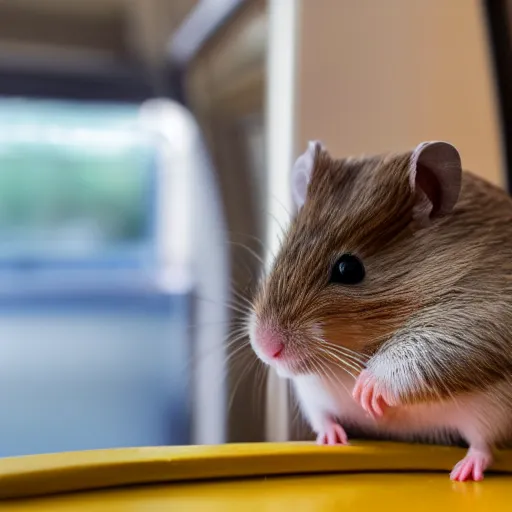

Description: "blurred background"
0 0 510 456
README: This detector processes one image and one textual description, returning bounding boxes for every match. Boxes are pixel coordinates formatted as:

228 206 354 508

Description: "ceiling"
0 0 199 72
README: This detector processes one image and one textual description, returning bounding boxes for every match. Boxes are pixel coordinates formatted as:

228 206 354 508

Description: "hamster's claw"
450 448 492 482
352 370 390 419
317 420 348 446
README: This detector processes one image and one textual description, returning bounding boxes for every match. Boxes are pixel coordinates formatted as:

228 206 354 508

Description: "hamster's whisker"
251 360 268 416
304 355 320 376
229 291 253 309
325 364 354 395
229 327 251 339
321 344 367 367
226 230 266 249
195 295 250 316
304 348 324 374
270 194 293 219
225 343 252 367
185 332 250 369
314 347 359 380
219 336 251 363
228 351 259 413
307 355 330 381
312 354 353 394
226 337 251 353
319 350 361 377
227 326 252 340
320 340 369 365
228 321 251 334
230 286 256 310
228 240 266 268
227 330 251 344
265 206 288 245
328 360 358 382
184 312 250 332
319 346 363 373
314 335 368 362
313 341 361 367
229 287 258 317
314 339 367 367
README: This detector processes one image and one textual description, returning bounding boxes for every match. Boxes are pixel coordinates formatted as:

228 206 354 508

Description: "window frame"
484 0 512 191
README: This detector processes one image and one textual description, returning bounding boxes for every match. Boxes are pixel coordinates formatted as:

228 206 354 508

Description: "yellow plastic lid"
1 442 512 510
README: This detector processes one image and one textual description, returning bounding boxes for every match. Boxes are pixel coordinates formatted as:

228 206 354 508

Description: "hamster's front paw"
317 418 348 446
352 369 399 418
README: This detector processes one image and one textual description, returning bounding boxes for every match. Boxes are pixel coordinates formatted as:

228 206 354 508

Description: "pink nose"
255 326 285 359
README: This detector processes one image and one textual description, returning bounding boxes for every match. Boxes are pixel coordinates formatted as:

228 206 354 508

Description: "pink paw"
450 448 492 482
352 369 395 418
317 420 348 446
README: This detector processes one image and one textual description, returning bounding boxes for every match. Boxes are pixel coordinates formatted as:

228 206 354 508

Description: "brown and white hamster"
249 140 512 481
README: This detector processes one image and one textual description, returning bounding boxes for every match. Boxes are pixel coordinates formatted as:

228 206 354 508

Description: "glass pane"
0 98 156 266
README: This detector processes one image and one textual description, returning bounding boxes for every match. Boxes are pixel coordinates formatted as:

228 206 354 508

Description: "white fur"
292 369 511 449
250 301 510 451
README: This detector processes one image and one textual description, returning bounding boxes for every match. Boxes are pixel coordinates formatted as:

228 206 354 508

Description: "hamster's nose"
255 326 285 360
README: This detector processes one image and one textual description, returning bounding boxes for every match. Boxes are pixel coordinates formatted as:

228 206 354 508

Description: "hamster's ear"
409 141 462 225
291 141 322 209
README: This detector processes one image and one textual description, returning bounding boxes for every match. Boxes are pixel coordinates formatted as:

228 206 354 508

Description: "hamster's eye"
330 254 365 285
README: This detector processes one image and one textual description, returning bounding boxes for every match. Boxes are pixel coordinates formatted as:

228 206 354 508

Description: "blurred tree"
0 98 154 261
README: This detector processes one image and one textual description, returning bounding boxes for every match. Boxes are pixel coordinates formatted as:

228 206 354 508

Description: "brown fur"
253 146 512 405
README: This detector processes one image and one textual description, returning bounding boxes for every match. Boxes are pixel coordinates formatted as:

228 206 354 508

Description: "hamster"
249 140 512 481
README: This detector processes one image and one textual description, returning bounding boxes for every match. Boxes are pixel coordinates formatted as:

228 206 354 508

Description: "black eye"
330 254 365 285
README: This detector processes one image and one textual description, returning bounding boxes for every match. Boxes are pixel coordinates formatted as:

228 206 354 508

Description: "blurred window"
0 98 156 271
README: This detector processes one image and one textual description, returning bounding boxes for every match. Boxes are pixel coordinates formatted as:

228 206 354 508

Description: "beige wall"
296 0 505 187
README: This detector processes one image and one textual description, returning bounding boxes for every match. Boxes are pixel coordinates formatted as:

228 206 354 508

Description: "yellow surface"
1 442 512 510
